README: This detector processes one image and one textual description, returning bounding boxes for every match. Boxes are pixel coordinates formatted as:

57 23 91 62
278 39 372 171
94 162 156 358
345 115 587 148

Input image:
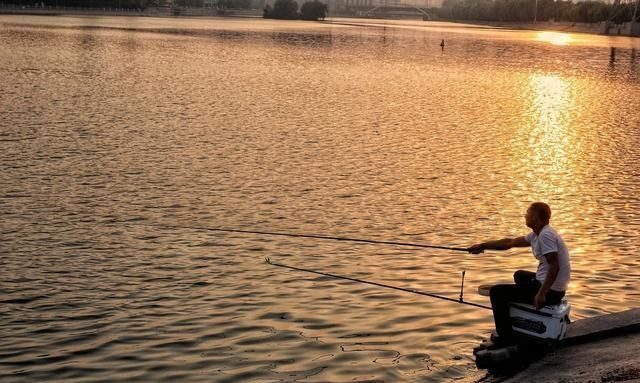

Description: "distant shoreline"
450 19 603 35
0 5 261 18
0 6 612 37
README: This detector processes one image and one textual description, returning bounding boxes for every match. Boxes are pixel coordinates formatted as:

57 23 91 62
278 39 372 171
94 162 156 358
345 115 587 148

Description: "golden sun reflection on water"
519 73 579 189
536 31 573 46
509 72 586 254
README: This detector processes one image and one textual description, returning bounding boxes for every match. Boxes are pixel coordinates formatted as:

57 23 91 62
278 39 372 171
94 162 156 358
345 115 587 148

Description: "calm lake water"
1 14 640 383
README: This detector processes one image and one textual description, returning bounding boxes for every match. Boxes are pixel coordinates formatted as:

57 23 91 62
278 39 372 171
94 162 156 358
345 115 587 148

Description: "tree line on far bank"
438 0 638 24
3 0 636 24
263 0 327 20
1 0 152 7
0 0 328 18
0 0 256 9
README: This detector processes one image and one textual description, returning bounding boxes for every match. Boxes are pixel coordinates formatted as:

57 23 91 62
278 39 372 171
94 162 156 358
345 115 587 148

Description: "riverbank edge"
498 332 640 382
441 19 603 35
460 308 640 383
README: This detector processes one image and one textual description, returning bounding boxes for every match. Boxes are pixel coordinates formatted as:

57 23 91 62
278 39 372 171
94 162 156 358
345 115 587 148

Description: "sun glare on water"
536 31 573 46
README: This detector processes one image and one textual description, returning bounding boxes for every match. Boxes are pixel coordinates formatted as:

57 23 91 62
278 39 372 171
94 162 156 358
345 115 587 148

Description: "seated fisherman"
468 202 571 343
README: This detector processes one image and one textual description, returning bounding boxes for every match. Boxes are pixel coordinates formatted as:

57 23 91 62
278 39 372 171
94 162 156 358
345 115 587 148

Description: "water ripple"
1 14 639 383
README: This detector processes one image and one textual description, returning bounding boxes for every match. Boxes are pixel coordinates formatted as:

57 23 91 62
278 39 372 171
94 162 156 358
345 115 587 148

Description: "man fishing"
468 202 571 344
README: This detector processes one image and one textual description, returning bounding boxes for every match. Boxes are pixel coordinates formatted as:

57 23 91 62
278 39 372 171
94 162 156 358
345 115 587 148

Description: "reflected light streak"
527 73 574 172
508 73 584 291
536 31 573 46
509 72 582 231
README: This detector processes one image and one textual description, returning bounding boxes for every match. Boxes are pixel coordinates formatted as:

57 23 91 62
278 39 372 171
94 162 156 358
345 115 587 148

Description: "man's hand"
468 244 484 254
534 252 559 310
467 237 530 253
533 291 546 310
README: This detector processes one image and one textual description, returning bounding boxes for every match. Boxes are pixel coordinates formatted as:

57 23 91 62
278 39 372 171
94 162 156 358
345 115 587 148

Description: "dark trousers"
489 270 565 341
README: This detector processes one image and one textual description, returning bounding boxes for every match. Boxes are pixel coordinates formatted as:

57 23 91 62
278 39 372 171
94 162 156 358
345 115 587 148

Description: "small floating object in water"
440 39 445 48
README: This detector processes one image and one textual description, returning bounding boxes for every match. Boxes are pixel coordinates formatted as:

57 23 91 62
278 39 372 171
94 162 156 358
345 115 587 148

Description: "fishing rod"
266 258 492 310
129 223 471 252
124 222 488 308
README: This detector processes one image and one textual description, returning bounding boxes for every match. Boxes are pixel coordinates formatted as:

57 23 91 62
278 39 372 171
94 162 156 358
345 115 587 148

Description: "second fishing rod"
125 222 489 309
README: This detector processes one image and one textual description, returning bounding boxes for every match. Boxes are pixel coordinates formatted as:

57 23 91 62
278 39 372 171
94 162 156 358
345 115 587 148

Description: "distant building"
320 0 442 13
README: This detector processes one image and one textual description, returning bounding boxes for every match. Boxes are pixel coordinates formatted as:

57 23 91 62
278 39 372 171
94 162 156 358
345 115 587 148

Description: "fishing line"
266 258 492 310
125 223 471 252
121 222 489 309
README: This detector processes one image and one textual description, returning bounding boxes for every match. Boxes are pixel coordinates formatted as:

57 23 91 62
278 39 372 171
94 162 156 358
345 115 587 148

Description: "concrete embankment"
493 308 640 383
501 308 640 383
501 332 640 382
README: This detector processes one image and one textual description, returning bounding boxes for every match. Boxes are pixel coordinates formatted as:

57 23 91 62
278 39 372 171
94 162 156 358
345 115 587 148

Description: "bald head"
525 202 552 230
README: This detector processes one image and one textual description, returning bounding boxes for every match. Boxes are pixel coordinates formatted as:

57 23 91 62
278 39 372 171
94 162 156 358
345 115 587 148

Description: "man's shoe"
489 333 516 349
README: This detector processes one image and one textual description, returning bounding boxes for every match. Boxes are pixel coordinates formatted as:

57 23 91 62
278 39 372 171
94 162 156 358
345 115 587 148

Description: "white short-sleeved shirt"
524 225 571 292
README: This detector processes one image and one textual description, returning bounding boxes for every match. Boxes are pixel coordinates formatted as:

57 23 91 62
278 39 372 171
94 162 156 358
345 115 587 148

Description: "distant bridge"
345 0 435 19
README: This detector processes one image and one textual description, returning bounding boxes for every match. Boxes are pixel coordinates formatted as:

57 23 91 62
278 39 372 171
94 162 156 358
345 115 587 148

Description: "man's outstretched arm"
468 236 530 254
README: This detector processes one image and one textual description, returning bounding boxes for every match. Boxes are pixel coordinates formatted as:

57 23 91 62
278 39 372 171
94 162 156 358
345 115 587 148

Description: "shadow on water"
607 46 640 81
